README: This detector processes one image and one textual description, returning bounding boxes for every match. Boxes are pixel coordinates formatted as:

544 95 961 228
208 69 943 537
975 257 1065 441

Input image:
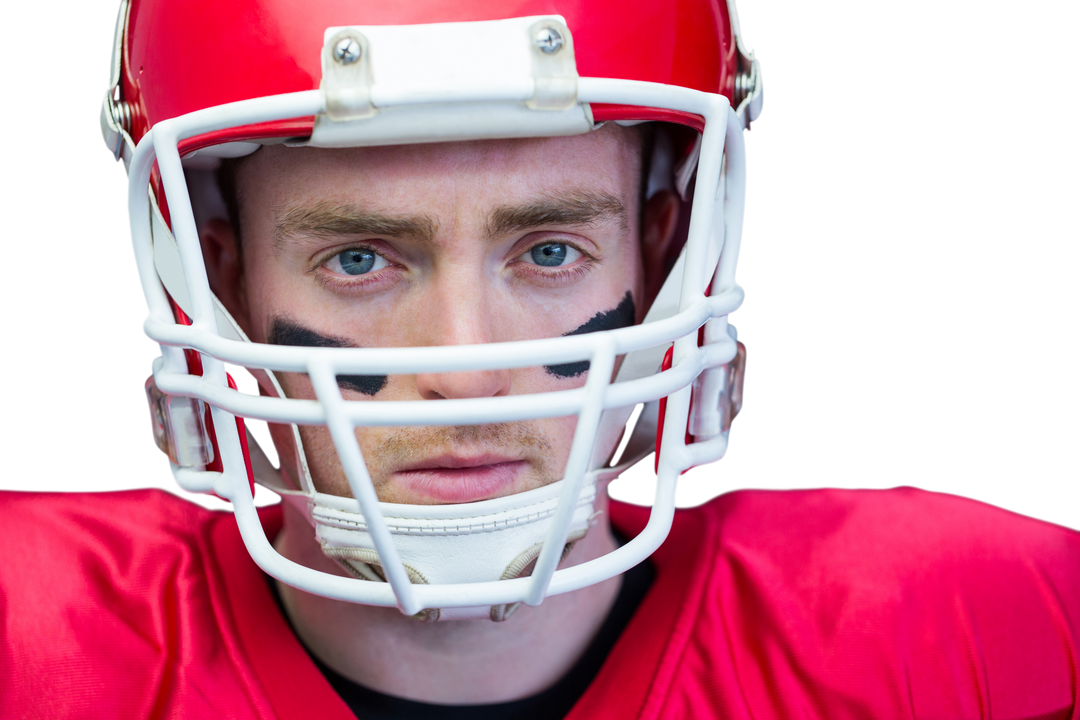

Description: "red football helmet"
101 0 761 620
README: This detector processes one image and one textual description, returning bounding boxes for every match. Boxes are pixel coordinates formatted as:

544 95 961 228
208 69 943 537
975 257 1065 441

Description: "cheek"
544 414 580 467
241 257 294 343
507 368 581 461
275 372 316 402
296 425 352 496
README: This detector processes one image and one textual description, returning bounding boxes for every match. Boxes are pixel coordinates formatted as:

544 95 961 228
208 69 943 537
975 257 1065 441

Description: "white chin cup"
286 476 599 622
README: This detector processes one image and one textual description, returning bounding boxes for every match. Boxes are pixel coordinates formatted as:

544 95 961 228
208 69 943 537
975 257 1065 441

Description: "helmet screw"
735 72 751 98
113 98 132 133
534 27 564 54
333 37 362 65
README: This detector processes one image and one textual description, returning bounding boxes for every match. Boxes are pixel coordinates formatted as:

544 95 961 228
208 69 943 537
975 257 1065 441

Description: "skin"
201 124 680 703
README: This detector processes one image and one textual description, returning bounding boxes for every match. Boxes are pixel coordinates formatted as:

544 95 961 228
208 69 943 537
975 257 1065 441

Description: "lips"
393 454 526 503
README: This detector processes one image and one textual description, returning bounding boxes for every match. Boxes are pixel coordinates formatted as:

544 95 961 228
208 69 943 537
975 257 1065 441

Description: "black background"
14 0 1071 528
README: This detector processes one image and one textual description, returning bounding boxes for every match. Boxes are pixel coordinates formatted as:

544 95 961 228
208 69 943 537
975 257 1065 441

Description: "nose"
413 286 512 401
416 368 511 400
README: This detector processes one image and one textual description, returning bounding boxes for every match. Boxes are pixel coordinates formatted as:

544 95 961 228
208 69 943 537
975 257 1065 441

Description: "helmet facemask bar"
127 22 746 617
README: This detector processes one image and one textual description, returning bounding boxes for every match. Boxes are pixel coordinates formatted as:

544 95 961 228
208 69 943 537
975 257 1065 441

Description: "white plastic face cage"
116 15 756 618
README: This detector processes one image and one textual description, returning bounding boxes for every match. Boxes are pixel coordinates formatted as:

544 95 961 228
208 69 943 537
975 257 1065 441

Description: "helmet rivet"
534 27 564 54
333 37 362 65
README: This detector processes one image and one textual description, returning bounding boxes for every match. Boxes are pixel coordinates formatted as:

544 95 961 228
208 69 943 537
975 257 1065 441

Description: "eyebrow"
273 202 439 251
485 190 629 238
273 189 629 251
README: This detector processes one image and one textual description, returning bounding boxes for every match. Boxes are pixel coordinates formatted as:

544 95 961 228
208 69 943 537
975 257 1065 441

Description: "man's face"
223 126 649 505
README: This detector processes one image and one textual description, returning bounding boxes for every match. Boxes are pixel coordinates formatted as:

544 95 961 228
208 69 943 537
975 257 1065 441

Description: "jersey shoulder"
659 488 1080 718
0 489 289 718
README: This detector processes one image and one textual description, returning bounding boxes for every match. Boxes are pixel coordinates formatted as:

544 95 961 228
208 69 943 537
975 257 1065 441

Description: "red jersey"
1 487 1077 718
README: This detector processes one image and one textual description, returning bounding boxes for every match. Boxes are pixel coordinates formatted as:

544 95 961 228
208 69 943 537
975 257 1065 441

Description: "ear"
640 189 681 313
199 218 252 336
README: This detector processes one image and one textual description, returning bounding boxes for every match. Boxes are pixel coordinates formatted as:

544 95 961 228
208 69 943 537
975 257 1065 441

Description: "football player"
2 0 1079 717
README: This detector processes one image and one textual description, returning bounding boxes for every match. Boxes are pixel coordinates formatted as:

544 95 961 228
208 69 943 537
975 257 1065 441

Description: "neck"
273 494 622 704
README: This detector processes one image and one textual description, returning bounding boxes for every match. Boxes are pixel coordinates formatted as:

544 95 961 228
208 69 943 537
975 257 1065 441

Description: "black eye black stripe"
267 292 635 391
267 318 389 395
544 291 636 378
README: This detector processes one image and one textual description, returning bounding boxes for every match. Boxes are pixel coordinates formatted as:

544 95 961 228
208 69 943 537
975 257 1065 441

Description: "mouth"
393 454 527 503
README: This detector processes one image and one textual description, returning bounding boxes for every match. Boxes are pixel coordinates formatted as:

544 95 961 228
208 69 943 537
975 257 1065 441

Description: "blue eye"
322 247 390 278
530 243 568 267
337 249 377 275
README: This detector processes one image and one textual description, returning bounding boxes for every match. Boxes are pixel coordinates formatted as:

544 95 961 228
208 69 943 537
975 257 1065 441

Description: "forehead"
238 124 643 210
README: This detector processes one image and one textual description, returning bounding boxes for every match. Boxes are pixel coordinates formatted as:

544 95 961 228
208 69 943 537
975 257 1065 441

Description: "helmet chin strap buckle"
144 375 215 469
689 339 746 440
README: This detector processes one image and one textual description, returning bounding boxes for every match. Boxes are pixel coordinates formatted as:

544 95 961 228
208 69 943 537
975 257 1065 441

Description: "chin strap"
250 435 602 621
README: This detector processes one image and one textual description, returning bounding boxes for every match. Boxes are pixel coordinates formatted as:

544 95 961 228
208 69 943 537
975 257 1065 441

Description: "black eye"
530 243 568 267
338 249 377 275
